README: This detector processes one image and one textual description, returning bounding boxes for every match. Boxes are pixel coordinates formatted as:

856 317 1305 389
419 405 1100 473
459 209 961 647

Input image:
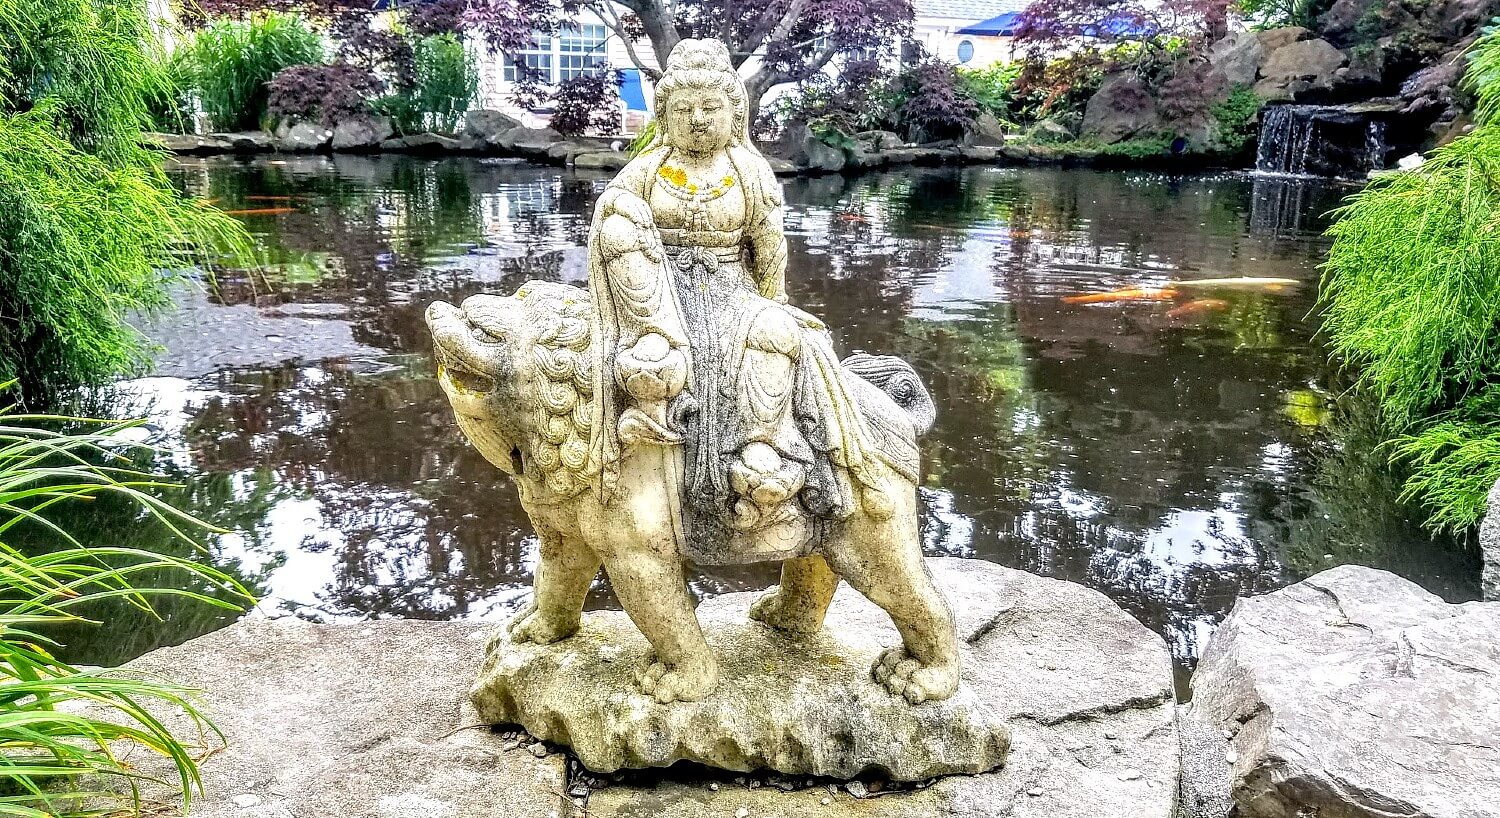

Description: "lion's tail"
841 353 936 436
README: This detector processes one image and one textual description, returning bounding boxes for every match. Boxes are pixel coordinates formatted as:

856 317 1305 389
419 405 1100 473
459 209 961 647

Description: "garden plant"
1319 22 1500 532
0 0 248 400
0 396 253 816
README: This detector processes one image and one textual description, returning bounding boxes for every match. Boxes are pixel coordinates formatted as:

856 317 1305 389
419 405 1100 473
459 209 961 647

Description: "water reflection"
29 158 1476 685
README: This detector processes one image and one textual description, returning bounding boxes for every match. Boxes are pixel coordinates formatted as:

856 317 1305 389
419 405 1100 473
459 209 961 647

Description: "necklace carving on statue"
658 165 736 232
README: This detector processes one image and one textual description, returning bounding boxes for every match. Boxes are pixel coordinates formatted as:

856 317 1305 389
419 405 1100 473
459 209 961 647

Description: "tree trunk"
633 0 681 68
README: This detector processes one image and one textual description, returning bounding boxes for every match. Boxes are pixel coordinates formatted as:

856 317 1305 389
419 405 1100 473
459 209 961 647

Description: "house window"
957 39 975 63
506 26 607 84
558 25 608 80
504 33 554 82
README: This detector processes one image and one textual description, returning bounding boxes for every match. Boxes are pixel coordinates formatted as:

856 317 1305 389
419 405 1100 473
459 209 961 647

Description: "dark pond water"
40 155 1480 688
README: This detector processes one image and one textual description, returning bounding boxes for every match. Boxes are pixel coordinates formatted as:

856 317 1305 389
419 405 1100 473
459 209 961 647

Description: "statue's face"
665 85 734 155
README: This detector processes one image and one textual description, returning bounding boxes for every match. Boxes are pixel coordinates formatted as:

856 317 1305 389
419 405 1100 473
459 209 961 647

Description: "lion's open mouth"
436 354 496 394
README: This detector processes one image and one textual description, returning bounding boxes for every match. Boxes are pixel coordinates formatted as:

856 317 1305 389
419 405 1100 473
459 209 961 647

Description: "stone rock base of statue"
471 610 1009 781
472 558 1178 813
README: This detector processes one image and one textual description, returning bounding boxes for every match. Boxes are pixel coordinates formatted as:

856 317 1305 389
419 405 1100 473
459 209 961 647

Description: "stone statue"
426 38 960 707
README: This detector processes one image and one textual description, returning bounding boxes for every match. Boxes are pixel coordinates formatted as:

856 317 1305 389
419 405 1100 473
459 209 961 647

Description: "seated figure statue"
426 38 960 706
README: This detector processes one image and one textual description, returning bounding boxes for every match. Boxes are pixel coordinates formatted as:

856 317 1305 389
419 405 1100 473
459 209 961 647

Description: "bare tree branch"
593 0 660 78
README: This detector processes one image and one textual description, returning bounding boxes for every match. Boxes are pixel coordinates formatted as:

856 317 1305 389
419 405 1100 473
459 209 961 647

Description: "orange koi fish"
1063 286 1179 305
221 207 295 216
1166 298 1230 319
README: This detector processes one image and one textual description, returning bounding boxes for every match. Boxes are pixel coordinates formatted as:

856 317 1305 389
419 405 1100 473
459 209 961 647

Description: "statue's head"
426 282 597 496
653 38 751 155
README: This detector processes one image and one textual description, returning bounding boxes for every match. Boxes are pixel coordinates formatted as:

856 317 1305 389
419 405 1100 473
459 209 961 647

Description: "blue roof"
957 11 1022 35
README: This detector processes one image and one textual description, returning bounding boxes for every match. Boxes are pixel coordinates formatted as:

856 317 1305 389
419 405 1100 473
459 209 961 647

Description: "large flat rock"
96 558 1177 817
1188 565 1500 818
97 618 568 818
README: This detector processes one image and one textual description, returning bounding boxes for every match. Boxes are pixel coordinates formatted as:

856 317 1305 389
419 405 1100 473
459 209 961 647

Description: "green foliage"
1467 18 1500 125
377 33 476 135
1320 127 1500 429
1209 86 1263 155
1389 388 1500 532
0 0 251 399
627 119 656 157
1238 0 1329 29
0 400 254 816
1320 123 1500 531
178 11 323 131
956 62 1022 123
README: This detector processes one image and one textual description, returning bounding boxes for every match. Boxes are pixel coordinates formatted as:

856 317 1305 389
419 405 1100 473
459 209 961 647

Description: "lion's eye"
471 325 505 343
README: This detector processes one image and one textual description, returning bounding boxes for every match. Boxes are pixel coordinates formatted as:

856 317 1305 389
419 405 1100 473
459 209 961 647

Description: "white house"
910 0 1029 67
474 0 1032 132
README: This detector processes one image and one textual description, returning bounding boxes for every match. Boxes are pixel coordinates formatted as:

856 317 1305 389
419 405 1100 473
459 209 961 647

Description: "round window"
957 39 975 63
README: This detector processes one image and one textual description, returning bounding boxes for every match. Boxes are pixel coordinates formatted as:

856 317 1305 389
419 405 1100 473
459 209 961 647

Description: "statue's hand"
612 194 656 231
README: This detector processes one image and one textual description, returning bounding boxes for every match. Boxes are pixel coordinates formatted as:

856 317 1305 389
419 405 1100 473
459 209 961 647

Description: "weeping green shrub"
1319 25 1500 532
0 400 254 816
0 0 249 399
178 11 324 131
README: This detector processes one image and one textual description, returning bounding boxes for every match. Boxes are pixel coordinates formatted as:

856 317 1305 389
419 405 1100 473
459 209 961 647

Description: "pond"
43 155 1479 690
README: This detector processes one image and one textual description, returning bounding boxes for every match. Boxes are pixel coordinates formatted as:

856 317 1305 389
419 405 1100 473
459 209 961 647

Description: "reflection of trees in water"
69 157 1469 674
179 362 540 620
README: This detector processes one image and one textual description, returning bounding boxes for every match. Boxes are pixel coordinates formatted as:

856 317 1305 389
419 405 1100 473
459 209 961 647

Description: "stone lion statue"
427 281 960 704
429 37 960 708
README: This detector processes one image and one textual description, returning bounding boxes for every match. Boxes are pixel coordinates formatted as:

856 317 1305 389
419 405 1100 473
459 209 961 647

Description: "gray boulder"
1255 25 1312 53
1026 118 1076 144
766 156 800 175
464 109 522 143
277 121 333 152
1209 31 1267 87
573 151 631 171
1082 74 1162 143
1482 478 1500 601
496 126 563 157
856 129 905 152
147 132 234 154
1188 565 1500 818
213 131 276 152
1254 38 1348 100
380 132 462 153
766 122 846 173
967 111 1008 147
331 116 394 152
1176 706 1232 818
87 619 566 818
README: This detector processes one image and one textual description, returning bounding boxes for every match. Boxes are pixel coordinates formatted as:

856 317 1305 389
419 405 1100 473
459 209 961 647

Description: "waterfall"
1255 105 1319 176
1254 104 1395 179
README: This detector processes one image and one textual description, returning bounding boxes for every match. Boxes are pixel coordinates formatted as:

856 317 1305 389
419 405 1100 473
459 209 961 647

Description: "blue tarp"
620 70 648 111
957 11 1022 36
955 9 1156 38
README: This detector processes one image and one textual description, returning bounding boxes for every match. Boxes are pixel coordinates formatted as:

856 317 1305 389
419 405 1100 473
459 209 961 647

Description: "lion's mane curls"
512 282 597 498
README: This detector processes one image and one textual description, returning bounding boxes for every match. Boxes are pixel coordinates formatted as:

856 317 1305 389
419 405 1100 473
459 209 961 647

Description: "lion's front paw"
872 648 959 704
635 659 718 704
506 603 580 645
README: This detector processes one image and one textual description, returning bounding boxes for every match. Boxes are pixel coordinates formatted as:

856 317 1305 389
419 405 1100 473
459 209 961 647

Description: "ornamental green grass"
0 396 254 817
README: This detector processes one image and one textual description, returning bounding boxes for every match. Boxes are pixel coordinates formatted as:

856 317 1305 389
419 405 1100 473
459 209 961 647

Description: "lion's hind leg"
509 528 600 645
749 554 840 634
825 477 960 704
